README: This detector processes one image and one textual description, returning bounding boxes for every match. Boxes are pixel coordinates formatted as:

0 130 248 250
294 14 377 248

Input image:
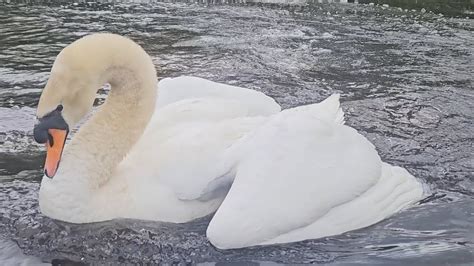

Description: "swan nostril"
48 133 54 147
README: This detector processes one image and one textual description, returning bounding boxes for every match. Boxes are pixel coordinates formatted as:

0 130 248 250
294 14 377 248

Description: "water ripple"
0 1 472 264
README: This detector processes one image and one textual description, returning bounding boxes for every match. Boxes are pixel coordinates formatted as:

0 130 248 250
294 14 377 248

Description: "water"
356 0 473 18
0 0 473 264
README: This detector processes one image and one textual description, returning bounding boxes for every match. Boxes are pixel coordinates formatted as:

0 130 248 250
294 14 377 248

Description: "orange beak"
44 128 68 178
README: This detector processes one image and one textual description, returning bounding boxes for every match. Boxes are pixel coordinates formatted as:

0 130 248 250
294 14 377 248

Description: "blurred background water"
356 0 472 18
0 0 473 264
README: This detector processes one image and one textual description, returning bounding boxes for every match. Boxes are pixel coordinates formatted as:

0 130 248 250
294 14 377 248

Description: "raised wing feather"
207 107 382 249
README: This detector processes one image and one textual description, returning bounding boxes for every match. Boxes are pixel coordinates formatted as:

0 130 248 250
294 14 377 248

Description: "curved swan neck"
65 70 154 188
39 34 157 188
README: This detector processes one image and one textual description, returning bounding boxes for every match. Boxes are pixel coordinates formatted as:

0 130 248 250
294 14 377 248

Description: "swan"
33 33 424 249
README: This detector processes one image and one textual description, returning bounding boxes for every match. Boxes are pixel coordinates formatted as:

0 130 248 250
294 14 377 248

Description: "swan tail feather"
335 103 345 125
259 163 424 246
322 93 345 125
286 93 345 126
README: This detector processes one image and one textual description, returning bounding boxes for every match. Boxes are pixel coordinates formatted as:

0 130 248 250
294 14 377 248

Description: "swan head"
33 69 96 178
34 104 69 178
34 67 96 180
36 38 104 127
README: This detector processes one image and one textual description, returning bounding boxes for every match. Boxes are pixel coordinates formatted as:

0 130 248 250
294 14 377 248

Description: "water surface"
0 1 473 264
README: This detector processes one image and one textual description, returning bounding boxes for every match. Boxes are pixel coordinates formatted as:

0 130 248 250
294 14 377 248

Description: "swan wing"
207 95 423 249
154 94 344 201
121 97 270 201
157 76 281 115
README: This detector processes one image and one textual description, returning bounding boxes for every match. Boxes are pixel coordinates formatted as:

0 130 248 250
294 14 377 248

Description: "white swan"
34 33 424 249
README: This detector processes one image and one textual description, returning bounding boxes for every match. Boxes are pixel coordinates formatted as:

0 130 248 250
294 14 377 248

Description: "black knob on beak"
33 124 49 144
33 104 69 145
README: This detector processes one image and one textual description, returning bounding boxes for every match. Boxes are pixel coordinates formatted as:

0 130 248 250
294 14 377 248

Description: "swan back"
157 76 281 115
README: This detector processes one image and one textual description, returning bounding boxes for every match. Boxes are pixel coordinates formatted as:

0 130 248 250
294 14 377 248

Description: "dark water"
0 0 473 264
357 0 473 18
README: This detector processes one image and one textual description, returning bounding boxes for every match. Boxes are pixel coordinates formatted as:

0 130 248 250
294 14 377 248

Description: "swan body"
35 33 424 249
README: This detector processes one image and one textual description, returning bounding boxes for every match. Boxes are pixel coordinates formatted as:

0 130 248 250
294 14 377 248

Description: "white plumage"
35 34 424 249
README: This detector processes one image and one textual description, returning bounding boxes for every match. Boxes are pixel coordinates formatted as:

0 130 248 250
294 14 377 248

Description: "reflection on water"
0 0 473 264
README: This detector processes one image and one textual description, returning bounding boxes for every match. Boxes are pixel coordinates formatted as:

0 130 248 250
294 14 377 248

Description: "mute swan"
33 33 424 249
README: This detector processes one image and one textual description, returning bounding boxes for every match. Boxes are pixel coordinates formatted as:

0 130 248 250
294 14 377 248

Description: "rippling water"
0 1 473 264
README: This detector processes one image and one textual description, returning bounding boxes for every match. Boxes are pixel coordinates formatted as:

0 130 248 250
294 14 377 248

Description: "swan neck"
69 74 153 190
52 34 158 189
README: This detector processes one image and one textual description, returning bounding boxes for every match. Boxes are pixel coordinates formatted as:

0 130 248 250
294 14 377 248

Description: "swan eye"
56 104 63 112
